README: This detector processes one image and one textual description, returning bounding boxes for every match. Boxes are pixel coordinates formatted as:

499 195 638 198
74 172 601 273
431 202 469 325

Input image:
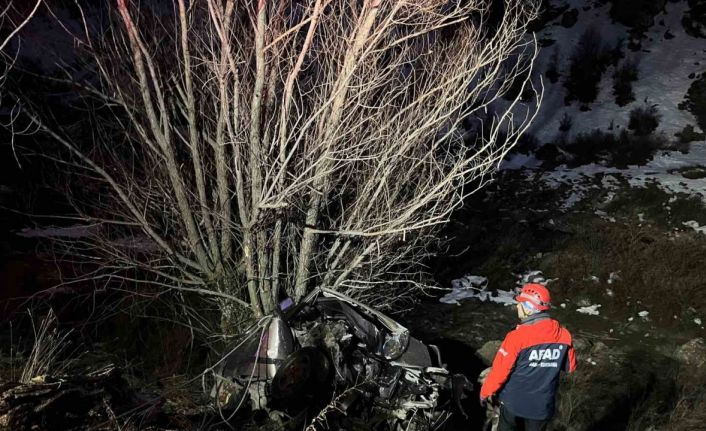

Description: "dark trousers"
497 404 549 431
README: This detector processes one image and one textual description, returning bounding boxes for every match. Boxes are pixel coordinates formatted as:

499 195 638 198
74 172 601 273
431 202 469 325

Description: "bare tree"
1 0 43 88
0 0 43 52
14 0 541 328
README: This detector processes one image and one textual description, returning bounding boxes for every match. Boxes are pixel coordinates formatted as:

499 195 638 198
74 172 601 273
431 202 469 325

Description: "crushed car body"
211 288 471 430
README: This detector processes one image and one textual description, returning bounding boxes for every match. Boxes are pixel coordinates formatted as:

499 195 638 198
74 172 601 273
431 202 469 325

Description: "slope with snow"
529 0 705 143
540 141 706 208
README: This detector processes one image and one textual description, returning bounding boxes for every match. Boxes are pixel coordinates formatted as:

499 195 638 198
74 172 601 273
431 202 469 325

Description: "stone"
591 341 608 354
573 337 589 352
476 340 503 366
675 338 706 371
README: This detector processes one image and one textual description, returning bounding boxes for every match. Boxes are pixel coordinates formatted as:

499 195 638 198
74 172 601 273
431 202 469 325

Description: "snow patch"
501 153 541 171
608 271 621 284
683 220 706 235
17 225 100 238
542 143 706 208
109 236 160 252
585 275 600 284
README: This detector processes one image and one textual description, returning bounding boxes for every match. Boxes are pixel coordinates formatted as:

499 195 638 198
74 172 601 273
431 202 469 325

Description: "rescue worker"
479 283 576 431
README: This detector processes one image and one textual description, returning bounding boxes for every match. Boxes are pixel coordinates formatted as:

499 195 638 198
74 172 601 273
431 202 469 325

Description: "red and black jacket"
480 313 577 420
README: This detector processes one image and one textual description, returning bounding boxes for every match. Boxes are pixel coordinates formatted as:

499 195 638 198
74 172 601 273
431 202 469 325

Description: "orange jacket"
480 313 576 419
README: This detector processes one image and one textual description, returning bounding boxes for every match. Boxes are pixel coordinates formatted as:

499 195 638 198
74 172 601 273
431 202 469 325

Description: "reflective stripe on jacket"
479 313 576 420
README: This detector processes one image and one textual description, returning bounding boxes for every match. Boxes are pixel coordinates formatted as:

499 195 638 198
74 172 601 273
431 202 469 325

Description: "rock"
573 337 589 352
675 338 706 372
591 341 608 355
476 340 502 366
674 338 706 389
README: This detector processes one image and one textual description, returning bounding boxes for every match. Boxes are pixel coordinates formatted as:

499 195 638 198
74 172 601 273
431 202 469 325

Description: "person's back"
480 284 576 431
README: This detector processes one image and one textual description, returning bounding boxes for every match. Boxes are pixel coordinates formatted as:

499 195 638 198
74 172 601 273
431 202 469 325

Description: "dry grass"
20 309 73 383
551 341 693 431
541 218 706 323
657 386 706 431
543 212 706 429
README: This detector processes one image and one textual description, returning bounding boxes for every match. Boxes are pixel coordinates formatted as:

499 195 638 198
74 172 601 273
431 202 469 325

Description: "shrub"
510 133 540 157
560 8 579 28
545 47 560 84
682 0 706 38
565 129 664 168
674 165 706 180
610 0 666 28
517 132 539 152
564 27 609 104
607 37 626 66
558 112 573 132
679 72 706 132
535 143 562 166
628 105 661 136
613 58 639 106
614 133 665 168
675 124 705 143
610 0 666 51
564 130 615 166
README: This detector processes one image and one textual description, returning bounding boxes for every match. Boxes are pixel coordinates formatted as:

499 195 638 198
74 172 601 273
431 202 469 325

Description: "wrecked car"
210 288 472 430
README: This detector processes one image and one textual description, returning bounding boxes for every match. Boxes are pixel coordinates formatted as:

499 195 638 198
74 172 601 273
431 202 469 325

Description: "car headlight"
381 331 410 360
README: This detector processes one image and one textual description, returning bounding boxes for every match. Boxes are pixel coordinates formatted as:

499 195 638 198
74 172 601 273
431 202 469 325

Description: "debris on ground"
576 304 602 316
1 366 145 430
439 275 515 306
0 365 213 431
